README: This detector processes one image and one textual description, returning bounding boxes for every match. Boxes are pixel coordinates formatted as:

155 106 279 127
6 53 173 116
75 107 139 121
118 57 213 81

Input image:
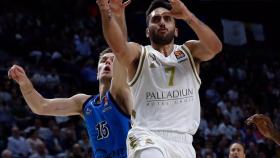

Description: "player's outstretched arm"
110 0 131 40
110 58 132 115
96 0 141 72
8 65 88 116
163 0 222 61
246 114 280 145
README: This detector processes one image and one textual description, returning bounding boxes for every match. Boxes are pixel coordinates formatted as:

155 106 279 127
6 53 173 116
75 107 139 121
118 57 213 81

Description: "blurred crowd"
0 8 103 158
1 1 280 158
195 46 280 158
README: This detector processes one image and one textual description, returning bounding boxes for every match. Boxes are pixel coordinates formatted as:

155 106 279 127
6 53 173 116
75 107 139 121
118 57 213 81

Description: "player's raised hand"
110 0 131 17
96 0 110 11
8 65 31 88
246 114 275 139
162 0 192 21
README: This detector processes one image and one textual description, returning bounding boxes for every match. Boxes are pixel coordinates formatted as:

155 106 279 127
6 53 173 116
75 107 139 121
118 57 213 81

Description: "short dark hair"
229 141 246 152
99 47 113 61
145 0 172 25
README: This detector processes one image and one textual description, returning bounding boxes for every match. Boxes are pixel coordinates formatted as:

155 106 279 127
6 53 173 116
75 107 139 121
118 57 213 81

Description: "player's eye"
152 16 161 23
164 16 171 22
100 58 106 63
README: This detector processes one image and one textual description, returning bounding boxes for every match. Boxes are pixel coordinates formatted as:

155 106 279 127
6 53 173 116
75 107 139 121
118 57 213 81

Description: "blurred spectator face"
12 126 20 138
1 149 12 158
229 143 245 158
97 52 114 81
73 143 82 154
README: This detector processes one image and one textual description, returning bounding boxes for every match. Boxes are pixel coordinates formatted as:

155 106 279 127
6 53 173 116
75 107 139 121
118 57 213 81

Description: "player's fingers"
13 68 20 78
14 67 25 78
246 115 257 125
16 66 25 74
7 69 12 79
169 0 178 5
246 114 265 125
96 0 108 6
7 65 16 79
96 0 105 4
109 0 118 5
10 68 17 80
253 114 272 126
123 0 131 8
260 115 273 125
13 66 24 79
256 114 266 118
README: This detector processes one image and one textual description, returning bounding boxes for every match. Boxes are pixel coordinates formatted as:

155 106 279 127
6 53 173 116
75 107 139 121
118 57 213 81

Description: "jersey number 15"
96 121 110 140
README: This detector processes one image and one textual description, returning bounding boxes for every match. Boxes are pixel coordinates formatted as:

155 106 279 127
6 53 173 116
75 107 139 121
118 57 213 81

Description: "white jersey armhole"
181 44 201 85
128 46 146 87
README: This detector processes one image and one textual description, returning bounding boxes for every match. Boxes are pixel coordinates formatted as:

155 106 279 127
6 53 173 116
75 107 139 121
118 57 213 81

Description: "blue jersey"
83 91 131 158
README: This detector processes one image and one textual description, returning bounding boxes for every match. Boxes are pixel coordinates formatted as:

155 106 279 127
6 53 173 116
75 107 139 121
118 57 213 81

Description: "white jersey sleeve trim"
128 46 146 87
181 44 201 84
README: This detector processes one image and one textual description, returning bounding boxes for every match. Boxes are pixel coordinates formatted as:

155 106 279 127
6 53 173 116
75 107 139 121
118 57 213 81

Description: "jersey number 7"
165 67 175 86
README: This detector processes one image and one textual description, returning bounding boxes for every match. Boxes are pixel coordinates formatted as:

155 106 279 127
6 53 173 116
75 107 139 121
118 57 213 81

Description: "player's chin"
157 32 167 37
100 74 112 80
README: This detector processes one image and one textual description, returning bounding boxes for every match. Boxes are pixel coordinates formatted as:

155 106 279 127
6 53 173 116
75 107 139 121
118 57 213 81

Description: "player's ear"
175 27 178 37
146 28 150 38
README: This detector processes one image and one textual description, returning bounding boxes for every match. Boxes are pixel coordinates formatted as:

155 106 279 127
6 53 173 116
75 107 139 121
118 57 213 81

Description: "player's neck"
151 43 174 57
99 81 110 101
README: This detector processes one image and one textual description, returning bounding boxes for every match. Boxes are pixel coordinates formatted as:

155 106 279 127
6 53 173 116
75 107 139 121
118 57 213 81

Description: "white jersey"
128 44 201 134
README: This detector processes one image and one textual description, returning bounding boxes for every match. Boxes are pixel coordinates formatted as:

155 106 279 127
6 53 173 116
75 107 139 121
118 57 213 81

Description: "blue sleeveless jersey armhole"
107 92 130 119
82 95 95 111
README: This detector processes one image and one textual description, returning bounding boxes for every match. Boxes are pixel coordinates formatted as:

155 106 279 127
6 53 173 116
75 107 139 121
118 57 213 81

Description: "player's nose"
105 59 112 65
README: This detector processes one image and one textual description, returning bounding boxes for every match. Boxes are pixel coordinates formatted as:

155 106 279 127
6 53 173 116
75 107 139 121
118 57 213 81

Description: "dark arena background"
0 0 279 157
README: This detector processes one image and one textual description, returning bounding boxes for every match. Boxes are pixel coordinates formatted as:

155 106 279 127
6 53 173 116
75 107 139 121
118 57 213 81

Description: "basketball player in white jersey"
97 0 222 157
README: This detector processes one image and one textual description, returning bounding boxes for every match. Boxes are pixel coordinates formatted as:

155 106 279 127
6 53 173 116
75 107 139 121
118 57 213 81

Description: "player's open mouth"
104 66 111 72
158 28 167 33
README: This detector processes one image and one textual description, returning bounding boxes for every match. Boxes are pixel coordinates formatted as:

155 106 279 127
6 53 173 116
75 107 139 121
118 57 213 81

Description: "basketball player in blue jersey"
8 0 133 157
8 47 132 158
8 48 132 158
98 0 222 157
